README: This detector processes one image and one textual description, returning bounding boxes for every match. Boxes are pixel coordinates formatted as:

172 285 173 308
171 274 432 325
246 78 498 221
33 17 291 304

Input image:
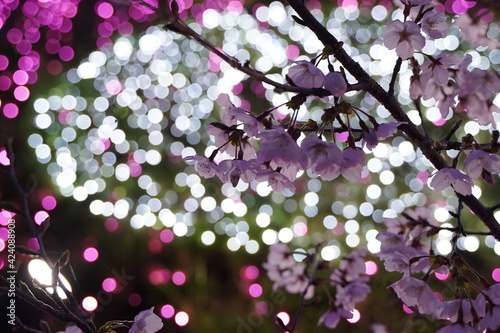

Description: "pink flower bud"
324 71 347 97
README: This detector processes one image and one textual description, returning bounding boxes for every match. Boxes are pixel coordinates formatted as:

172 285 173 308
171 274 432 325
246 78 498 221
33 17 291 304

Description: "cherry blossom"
256 169 296 192
300 135 342 181
318 308 352 329
436 323 479 333
339 147 366 182
129 307 163 333
463 150 500 182
429 168 474 196
383 20 425 60
287 60 325 89
257 127 307 170
217 159 259 186
184 155 219 178
390 276 440 314
323 71 347 97
421 11 450 39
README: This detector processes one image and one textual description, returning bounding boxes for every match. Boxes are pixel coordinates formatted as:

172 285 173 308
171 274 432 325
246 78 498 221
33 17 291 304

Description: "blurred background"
1 0 500 332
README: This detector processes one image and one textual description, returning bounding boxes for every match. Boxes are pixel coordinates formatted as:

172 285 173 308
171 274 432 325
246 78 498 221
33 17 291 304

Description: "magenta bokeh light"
104 217 119 232
41 195 57 210
34 210 49 225
0 55 8 70
364 261 378 275
241 265 259 281
161 304 175 319
0 228 9 241
172 271 186 285
14 85 30 101
83 247 99 262
102 278 117 292
96 2 114 19
492 268 500 282
248 283 263 298
13 70 29 85
160 229 174 243
3 103 18 118
0 149 10 166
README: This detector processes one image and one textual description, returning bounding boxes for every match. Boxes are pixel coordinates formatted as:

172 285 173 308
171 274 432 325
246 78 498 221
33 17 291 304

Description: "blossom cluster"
56 307 163 333
263 243 370 330
429 150 500 196
377 208 500 332
186 91 404 193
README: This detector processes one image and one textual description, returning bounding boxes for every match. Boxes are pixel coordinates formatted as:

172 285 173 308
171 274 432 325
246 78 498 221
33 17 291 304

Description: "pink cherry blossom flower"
421 11 450 39
324 71 347 97
435 299 485 324
216 93 238 126
421 54 461 87
376 122 406 140
184 155 219 178
287 60 325 89
263 244 313 297
333 249 367 282
257 127 307 170
361 127 378 150
129 307 163 333
301 135 342 181
454 14 500 50
479 307 500 331
340 147 366 182
390 276 440 314
217 159 259 186
230 107 264 137
384 20 426 60
256 169 295 193
379 251 410 273
429 168 474 196
436 324 479 333
318 308 352 329
463 150 500 182
335 279 371 309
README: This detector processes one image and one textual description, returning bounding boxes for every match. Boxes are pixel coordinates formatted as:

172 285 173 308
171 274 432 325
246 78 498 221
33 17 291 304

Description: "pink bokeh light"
4 103 19 118
34 210 49 225
492 268 500 282
83 247 99 262
364 261 378 275
172 271 186 285
14 86 30 101
161 304 175 318
241 265 259 281
104 217 119 232
102 278 117 292
293 222 308 236
160 229 174 243
0 149 11 166
96 2 114 19
248 283 263 298
41 196 57 210
435 272 450 280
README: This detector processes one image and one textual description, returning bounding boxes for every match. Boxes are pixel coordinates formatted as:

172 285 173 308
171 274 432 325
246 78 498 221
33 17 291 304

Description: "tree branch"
284 0 500 240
